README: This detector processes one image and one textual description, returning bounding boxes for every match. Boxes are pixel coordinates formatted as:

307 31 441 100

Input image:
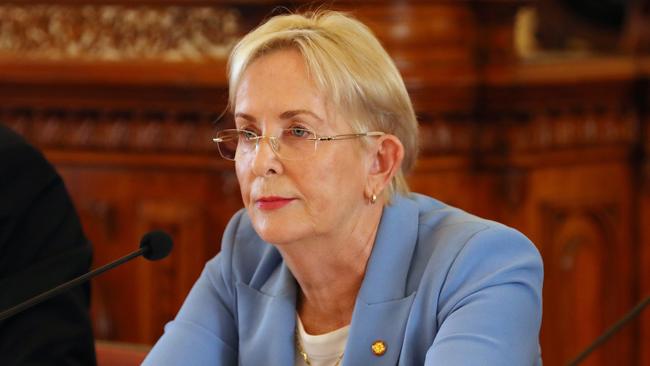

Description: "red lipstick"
255 196 295 210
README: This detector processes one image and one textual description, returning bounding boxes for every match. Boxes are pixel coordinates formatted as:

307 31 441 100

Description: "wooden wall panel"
524 163 635 366
410 158 499 221
51 160 243 342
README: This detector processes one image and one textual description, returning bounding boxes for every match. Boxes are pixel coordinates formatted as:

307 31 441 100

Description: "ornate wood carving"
508 107 638 152
418 117 474 154
2 103 638 160
0 4 240 61
1 105 482 156
0 107 222 153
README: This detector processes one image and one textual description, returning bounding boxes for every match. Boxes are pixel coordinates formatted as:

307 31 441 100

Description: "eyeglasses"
212 127 385 161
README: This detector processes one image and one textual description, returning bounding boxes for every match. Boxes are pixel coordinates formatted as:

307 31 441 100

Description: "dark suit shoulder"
0 125 58 217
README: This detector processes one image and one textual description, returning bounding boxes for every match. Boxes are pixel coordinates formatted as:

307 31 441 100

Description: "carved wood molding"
418 118 474 154
1 107 222 153
1 106 478 155
538 200 633 365
477 106 640 155
540 202 610 364
508 108 639 152
1 103 641 159
540 202 617 268
0 4 241 62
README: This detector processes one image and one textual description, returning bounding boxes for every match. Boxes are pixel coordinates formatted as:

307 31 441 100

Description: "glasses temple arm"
314 132 385 141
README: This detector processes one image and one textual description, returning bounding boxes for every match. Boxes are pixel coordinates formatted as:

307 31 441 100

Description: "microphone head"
140 230 173 261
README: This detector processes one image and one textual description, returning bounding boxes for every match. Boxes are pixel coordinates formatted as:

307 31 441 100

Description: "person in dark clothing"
0 124 97 365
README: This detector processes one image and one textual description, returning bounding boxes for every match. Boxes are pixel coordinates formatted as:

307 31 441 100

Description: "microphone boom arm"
0 248 145 322
567 294 650 366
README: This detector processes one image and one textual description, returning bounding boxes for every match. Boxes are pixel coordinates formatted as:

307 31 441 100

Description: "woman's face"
234 49 373 246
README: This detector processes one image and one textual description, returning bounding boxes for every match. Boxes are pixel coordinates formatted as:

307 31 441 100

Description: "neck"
278 203 383 334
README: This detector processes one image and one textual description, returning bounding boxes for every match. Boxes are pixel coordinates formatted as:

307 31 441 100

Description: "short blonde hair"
228 10 419 196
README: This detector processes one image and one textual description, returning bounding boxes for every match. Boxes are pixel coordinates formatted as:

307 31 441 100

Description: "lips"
255 196 295 210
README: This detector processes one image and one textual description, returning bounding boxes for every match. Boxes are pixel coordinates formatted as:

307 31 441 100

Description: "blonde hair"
228 10 419 197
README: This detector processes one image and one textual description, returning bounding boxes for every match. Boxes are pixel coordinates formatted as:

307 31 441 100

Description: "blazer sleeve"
425 226 543 365
142 212 244 366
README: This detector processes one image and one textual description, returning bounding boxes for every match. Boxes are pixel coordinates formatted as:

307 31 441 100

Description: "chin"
250 215 310 246
255 227 305 246
248 198 321 243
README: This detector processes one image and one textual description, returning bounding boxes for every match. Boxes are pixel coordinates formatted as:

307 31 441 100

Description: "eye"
239 128 258 140
285 126 313 139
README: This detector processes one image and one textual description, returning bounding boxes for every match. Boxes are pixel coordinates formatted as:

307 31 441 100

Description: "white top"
295 315 350 366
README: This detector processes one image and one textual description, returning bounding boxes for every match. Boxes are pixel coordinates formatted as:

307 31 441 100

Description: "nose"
251 136 282 176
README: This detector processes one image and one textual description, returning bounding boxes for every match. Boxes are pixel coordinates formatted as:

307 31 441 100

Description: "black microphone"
0 230 173 321
567 294 650 365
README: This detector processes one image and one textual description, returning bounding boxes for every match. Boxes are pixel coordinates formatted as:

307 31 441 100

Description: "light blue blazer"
144 193 543 365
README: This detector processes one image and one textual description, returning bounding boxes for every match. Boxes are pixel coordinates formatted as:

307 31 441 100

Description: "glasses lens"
215 129 241 160
277 127 317 160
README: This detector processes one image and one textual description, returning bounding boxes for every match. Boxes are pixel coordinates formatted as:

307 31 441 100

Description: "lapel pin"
371 340 387 356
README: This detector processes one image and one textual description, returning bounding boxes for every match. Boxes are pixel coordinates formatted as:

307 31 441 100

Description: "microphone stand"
0 248 145 322
567 294 650 366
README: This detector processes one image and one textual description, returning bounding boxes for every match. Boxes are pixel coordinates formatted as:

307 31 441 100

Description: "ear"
365 134 405 201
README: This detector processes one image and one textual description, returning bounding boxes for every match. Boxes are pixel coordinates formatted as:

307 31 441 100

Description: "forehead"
234 50 334 122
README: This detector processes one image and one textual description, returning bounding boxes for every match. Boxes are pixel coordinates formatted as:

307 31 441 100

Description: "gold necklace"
295 329 344 366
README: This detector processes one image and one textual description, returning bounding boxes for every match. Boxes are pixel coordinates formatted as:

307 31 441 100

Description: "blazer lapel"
235 195 420 366
343 195 420 365
236 263 297 366
343 293 416 365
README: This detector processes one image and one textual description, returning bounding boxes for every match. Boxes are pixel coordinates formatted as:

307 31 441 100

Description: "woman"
144 10 543 366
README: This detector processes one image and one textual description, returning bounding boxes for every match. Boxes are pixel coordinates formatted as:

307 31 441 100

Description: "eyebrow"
234 110 324 123
233 112 256 122
279 110 324 123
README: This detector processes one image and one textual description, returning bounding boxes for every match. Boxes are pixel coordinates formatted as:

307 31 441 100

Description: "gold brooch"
371 340 387 356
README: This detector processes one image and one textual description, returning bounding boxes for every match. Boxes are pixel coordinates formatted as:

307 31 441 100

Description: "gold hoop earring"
370 194 377 204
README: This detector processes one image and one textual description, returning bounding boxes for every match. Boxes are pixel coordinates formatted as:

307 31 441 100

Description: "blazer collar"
236 194 420 365
343 194 420 365
237 262 297 366
357 194 419 304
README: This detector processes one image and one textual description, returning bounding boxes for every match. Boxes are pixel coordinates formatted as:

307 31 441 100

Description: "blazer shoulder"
411 192 533 249
406 193 542 290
